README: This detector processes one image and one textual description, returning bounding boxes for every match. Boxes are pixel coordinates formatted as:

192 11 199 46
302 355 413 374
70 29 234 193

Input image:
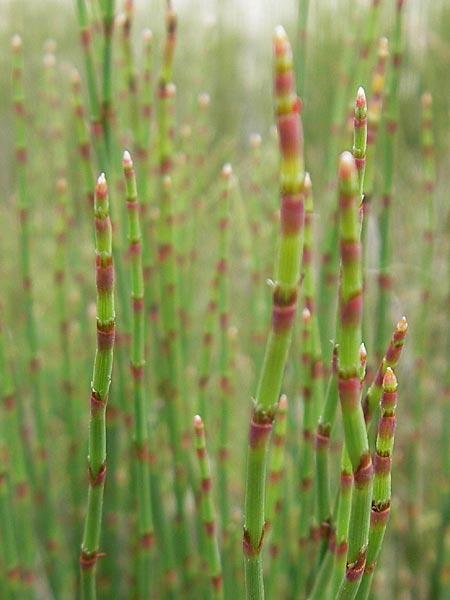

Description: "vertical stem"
243 26 305 600
80 174 115 600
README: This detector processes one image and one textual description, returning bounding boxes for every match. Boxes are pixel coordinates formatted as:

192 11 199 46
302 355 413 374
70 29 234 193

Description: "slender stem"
80 174 115 600
243 26 305 600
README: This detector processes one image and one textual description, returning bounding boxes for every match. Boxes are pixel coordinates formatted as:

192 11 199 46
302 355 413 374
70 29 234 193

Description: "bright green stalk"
118 3 139 147
362 315 407 427
158 5 177 175
100 0 115 163
353 87 367 204
0 331 36 599
336 152 372 598
356 368 398 600
194 415 224 600
0 470 20 600
12 33 45 484
54 177 79 511
315 345 339 560
374 0 405 362
295 0 309 99
217 164 233 533
157 175 191 577
363 37 388 202
197 270 219 420
75 0 107 170
248 133 266 370
0 325 24 600
265 394 288 530
264 394 288 596
330 448 353 598
80 173 115 600
297 308 315 595
123 151 154 599
351 0 383 93
71 69 95 208
12 35 65 595
243 26 305 600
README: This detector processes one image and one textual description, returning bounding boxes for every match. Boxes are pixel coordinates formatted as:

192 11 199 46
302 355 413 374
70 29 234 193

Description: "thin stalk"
336 152 372 598
374 0 405 362
243 26 305 600
356 368 398 600
80 173 116 600
194 415 224 599
123 151 154 599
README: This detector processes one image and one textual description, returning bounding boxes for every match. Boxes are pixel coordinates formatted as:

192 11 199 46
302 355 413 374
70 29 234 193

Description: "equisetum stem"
336 152 372 599
356 368 398 600
194 415 224 599
243 26 305 600
123 151 154 599
80 173 115 600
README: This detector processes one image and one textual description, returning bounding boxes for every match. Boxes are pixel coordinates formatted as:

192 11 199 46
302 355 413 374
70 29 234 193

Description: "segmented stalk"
362 316 407 427
123 151 154 598
71 69 95 208
374 0 405 361
356 368 398 600
336 152 372 598
194 415 223 599
243 26 305 600
80 173 115 599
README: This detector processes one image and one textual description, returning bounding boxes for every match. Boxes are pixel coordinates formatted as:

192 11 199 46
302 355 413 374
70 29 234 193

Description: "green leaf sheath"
194 416 224 600
336 152 372 598
123 151 154 599
356 368 398 600
80 174 115 600
243 26 305 600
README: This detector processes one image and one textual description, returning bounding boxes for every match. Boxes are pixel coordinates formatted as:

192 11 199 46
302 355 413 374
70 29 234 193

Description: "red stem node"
373 452 392 474
249 418 272 449
354 452 373 489
345 547 367 582
277 113 302 160
280 193 304 235
340 292 363 327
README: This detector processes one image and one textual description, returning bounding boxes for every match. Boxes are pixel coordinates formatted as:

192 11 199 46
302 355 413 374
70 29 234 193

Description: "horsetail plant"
336 151 372 598
243 25 305 600
356 367 398 600
193 415 224 600
80 173 115 600
374 0 405 362
123 150 154 599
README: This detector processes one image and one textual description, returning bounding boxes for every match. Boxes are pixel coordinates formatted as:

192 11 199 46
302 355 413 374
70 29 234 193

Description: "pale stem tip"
194 414 203 427
198 92 210 108
250 133 262 148
339 151 356 179
227 326 238 340
360 342 367 365
397 316 408 332
274 25 287 41
143 28 153 41
422 92 432 108
122 149 132 165
70 69 81 83
383 367 397 391
356 86 366 106
12 34 22 49
97 173 107 188
279 394 288 409
167 82 176 97
302 307 311 322
378 37 389 57
222 163 232 178
304 172 312 189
